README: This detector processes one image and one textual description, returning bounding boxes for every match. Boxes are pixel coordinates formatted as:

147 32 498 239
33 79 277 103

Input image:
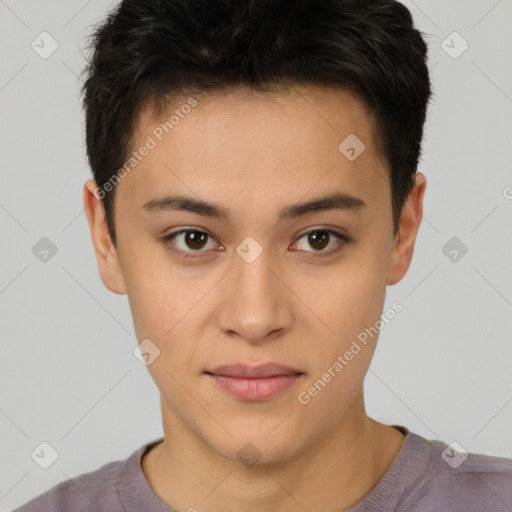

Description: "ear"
386 173 427 285
83 179 127 295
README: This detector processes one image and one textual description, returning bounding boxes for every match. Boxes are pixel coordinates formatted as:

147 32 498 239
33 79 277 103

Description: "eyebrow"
141 191 365 222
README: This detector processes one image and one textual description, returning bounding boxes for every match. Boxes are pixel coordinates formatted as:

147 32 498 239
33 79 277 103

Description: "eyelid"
294 225 348 241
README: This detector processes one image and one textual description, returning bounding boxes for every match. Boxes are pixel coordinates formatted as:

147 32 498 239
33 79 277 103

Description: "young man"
15 0 512 511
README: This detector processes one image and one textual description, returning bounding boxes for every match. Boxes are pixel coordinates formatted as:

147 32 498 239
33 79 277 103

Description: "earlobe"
83 179 127 295
386 173 427 286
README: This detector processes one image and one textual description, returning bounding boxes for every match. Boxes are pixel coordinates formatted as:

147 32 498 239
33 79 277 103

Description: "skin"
83 84 426 512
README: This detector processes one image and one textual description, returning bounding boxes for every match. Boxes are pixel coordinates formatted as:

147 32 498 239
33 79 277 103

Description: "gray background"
1 0 511 509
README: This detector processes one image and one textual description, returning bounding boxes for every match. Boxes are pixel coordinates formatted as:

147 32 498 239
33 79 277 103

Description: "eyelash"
161 228 349 259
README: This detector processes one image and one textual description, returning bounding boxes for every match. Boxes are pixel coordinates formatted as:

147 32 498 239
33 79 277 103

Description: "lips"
205 363 304 401
205 362 303 378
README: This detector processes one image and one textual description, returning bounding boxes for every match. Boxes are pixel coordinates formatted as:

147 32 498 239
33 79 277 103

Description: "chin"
206 426 306 467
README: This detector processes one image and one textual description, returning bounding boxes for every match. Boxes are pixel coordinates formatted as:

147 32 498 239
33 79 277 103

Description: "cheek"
293 260 387 422
306 252 388 348
119 236 191 335
122 253 213 374
123 264 171 339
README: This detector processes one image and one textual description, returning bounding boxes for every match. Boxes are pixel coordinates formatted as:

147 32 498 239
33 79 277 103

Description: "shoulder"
12 452 133 512
402 436 512 511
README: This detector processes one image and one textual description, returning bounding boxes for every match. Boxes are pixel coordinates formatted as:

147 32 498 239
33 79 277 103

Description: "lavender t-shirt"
14 426 512 511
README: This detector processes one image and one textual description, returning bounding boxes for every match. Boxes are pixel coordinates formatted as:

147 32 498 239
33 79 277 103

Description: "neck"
142 392 406 512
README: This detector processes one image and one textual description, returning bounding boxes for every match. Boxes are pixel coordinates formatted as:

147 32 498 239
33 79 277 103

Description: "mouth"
204 363 305 401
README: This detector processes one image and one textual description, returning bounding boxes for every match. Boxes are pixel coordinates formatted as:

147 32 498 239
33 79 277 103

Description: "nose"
215 248 294 344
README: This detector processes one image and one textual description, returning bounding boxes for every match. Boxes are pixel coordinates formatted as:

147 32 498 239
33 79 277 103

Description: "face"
84 84 425 464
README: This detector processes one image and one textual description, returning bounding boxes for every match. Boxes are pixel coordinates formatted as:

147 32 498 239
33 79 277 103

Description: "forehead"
137 84 380 155
121 84 389 216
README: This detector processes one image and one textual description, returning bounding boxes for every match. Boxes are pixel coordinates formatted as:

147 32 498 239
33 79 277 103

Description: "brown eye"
292 229 348 256
183 231 209 250
307 231 330 251
162 229 218 257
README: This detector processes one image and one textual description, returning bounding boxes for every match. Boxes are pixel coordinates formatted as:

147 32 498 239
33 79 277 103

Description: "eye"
290 229 348 256
161 227 349 260
162 229 221 258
